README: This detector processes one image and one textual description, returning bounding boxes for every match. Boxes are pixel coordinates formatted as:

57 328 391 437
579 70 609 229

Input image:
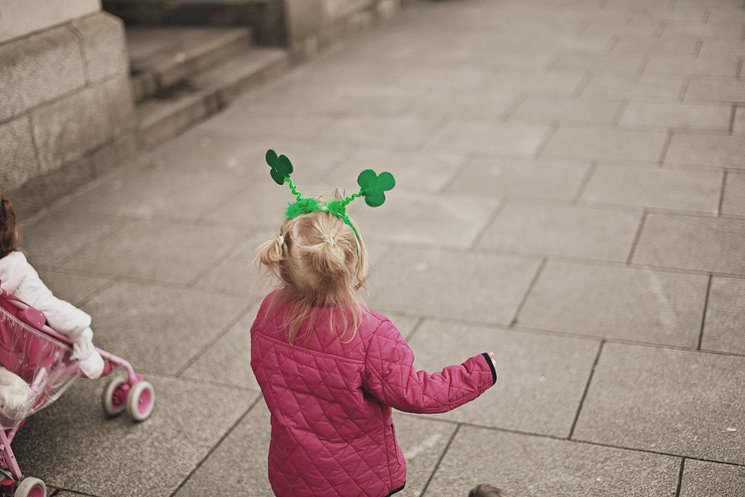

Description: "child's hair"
0 196 18 259
257 206 367 343
469 484 506 497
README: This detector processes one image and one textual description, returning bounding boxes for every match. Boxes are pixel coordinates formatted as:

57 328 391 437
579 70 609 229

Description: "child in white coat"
0 196 104 381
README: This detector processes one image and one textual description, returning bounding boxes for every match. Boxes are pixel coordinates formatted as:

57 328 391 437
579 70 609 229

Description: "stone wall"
0 9 136 216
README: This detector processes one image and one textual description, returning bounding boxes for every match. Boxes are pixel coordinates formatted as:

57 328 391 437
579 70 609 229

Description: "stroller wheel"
126 380 155 422
14 478 46 497
102 377 128 416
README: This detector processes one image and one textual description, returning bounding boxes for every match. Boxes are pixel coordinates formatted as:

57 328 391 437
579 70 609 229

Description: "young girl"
0 196 104 381
251 151 497 497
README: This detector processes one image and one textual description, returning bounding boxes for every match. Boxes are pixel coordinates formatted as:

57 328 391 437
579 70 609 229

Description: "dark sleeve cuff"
481 353 497 385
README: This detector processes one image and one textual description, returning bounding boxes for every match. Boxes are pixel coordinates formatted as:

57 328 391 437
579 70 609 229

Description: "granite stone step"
127 26 253 102
136 47 290 148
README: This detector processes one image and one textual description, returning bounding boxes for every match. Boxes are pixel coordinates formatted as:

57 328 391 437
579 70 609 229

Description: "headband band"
265 149 395 244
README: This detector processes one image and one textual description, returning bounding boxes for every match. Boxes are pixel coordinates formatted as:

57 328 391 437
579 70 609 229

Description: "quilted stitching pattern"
250 293 495 497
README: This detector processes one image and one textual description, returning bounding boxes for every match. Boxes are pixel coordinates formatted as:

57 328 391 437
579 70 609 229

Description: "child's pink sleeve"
362 320 496 414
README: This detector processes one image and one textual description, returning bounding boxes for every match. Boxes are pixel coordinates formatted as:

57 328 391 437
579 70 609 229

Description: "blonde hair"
257 208 367 343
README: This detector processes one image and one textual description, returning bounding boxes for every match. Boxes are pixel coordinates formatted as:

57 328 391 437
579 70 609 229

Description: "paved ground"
12 0 745 495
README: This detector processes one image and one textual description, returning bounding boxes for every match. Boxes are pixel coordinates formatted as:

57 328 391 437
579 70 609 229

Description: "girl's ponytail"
0 196 18 259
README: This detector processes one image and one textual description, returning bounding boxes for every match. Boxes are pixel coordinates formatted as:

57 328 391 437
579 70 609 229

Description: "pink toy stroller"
0 286 155 497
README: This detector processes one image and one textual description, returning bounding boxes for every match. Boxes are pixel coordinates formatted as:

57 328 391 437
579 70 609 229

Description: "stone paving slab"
632 213 745 275
644 54 740 78
518 261 708 347
62 219 242 285
702 277 745 355
182 306 419 391
722 171 745 217
21 212 127 268
36 269 111 307
581 76 685 100
406 92 517 121
316 115 444 152
445 157 590 201
734 106 745 135
573 343 745 465
85 281 248 375
195 234 273 298
367 247 540 325
351 190 499 249
199 112 337 142
15 375 256 497
679 460 745 497
173 400 457 497
509 96 622 125
424 121 550 158
542 127 668 162
685 79 745 103
59 166 251 221
408 320 599 437
581 165 723 214
550 52 646 76
619 101 732 130
344 148 469 193
665 133 745 168
475 202 641 262
425 426 680 497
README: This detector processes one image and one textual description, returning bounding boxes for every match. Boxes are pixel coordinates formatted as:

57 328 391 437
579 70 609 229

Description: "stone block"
351 190 499 249
680 460 745 497
446 157 590 200
14 375 255 497
686 79 745 103
90 130 140 176
63 218 242 284
409 320 599 437
632 214 745 275
366 247 540 324
666 132 745 168
477 202 641 262
100 74 136 134
31 85 111 173
0 25 86 122
0 115 38 191
426 426 680 497
71 12 129 83
581 165 723 213
543 127 668 162
85 281 246 374
424 121 550 158
581 76 685 100
573 343 745 465
619 101 732 130
509 96 622 125
722 171 745 216
702 277 745 355
518 261 708 347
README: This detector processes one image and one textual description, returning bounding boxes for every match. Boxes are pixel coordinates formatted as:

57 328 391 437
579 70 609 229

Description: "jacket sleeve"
3 252 91 339
362 319 496 414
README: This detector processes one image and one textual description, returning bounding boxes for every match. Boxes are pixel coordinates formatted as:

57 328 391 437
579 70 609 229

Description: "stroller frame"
0 287 154 496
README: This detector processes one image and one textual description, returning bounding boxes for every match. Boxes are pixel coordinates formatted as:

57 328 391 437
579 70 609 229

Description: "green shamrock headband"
265 149 396 243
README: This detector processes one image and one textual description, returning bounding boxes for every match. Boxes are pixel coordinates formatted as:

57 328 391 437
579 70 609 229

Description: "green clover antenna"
264 148 396 242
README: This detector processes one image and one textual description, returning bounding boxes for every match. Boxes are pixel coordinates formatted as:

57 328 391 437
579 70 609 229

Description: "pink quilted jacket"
250 292 497 497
